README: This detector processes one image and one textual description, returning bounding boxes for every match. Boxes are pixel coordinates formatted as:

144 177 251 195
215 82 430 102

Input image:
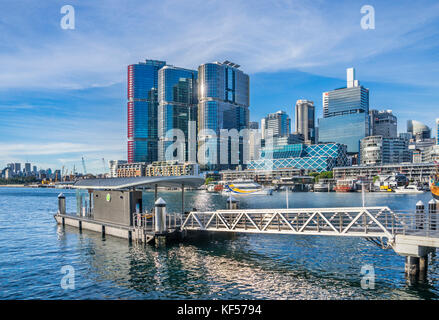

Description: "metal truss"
181 207 402 241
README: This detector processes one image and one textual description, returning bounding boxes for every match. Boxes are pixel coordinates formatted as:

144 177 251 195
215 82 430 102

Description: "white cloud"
0 0 438 89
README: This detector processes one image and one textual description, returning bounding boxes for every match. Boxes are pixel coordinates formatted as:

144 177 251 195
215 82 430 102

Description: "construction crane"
81 157 87 175
61 165 65 182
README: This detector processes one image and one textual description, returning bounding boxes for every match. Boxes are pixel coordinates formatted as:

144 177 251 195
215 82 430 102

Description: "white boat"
222 180 273 196
394 184 424 194
313 183 330 192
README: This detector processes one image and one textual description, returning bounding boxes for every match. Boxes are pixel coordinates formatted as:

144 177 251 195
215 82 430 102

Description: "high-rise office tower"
249 121 259 129
262 111 291 138
369 109 397 138
295 99 315 144
318 67 369 154
14 163 21 173
127 59 166 163
158 66 198 162
24 163 31 174
407 120 431 141
197 61 249 170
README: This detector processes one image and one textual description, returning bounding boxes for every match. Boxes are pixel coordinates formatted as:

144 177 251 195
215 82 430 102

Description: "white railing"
181 207 407 240
133 211 183 232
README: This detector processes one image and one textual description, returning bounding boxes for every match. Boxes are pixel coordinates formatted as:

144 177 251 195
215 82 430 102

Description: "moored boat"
394 184 424 194
223 180 273 196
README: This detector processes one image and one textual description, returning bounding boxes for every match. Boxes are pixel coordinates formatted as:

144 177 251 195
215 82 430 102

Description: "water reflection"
1 187 439 299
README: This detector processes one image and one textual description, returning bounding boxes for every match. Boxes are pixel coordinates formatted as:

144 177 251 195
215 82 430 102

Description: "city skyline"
1 0 439 172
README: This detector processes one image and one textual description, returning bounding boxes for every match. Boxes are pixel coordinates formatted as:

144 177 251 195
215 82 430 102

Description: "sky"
1 0 439 173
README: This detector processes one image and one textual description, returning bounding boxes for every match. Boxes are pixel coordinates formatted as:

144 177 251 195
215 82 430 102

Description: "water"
0 187 438 300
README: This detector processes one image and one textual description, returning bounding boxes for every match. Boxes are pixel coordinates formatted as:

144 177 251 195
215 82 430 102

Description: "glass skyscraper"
127 59 166 163
157 66 198 162
318 68 369 154
197 61 249 170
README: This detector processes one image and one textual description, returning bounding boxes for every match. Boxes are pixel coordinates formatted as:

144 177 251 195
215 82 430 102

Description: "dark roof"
73 175 204 190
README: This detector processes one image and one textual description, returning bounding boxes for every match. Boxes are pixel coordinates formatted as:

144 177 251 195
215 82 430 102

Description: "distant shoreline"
0 184 26 187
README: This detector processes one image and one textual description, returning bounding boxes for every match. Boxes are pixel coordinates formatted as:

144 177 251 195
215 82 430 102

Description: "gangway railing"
181 207 409 241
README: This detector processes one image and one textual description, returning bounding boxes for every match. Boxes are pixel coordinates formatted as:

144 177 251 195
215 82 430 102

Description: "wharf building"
369 110 397 138
157 65 198 162
127 59 166 163
197 61 249 171
360 136 411 166
333 162 437 183
318 68 370 155
221 168 305 185
247 143 348 173
295 99 315 144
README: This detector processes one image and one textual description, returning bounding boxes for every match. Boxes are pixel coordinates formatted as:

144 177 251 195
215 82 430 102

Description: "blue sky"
1 0 439 173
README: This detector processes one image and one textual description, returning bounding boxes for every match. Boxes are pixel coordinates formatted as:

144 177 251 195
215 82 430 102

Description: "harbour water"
1 187 438 300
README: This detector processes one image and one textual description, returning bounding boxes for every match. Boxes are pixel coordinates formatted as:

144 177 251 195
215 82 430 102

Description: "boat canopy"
73 175 204 190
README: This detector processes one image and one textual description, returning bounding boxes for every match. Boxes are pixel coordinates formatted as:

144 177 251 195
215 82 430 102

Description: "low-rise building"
117 162 147 177
145 161 199 177
109 160 127 178
421 145 439 163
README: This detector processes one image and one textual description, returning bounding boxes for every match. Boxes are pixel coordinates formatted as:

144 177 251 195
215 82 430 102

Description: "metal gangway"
181 206 439 245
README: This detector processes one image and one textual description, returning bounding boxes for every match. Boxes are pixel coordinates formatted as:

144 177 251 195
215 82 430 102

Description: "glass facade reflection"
248 143 348 172
158 66 198 162
127 60 166 163
319 72 369 154
198 61 249 170
318 113 369 154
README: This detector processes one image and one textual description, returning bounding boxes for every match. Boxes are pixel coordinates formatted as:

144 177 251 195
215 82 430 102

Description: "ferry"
223 180 273 196
431 164 439 200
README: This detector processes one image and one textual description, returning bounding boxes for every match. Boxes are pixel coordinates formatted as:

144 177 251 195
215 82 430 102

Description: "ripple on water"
0 187 438 299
